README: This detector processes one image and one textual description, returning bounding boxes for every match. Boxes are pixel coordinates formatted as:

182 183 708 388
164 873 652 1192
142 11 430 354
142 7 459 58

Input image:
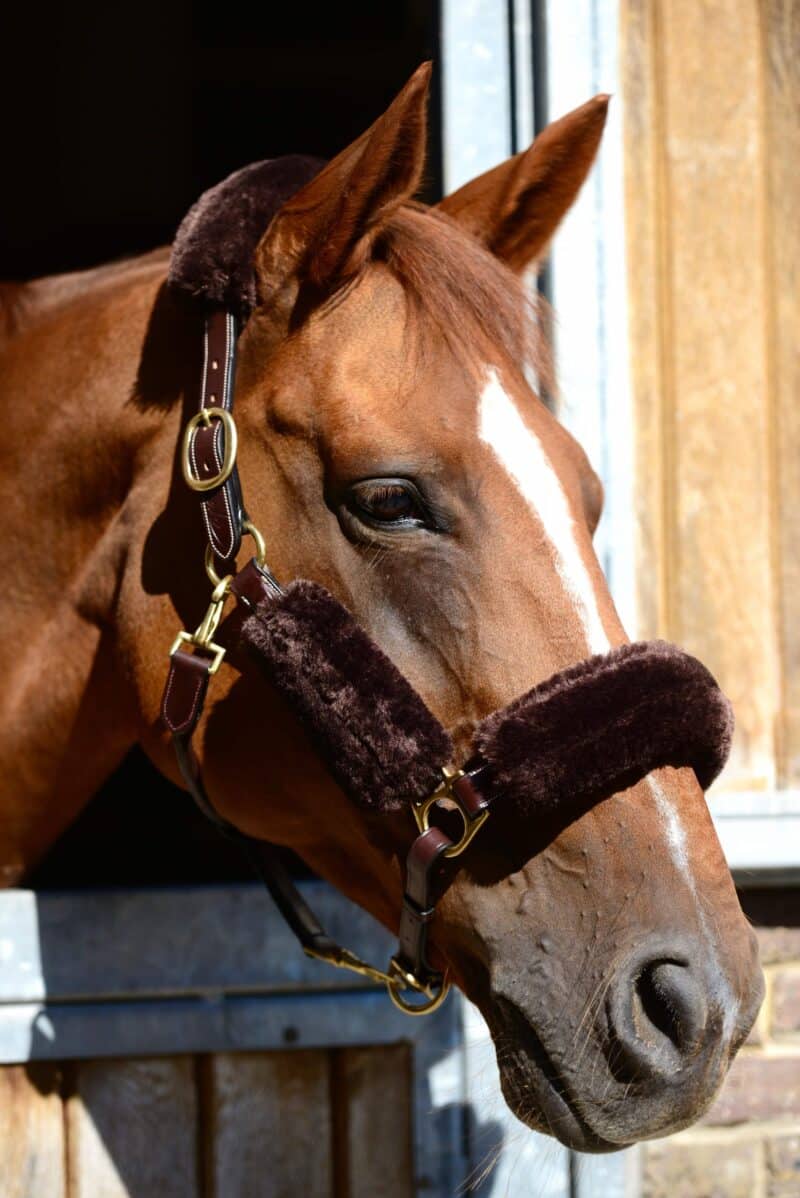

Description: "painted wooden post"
621 0 800 795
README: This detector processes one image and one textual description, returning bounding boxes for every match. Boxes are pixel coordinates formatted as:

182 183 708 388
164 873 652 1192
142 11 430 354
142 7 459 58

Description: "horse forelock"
358 203 552 388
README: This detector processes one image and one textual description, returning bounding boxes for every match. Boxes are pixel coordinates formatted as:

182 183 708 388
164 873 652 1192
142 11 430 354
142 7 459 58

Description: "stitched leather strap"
189 310 244 566
162 650 212 737
397 828 452 978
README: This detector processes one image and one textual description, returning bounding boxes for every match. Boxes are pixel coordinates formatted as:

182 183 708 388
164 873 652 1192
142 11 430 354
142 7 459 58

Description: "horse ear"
255 63 430 301
438 95 609 272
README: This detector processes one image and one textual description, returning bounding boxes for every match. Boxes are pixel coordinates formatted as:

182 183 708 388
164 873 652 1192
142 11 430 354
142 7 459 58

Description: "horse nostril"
607 950 713 1081
634 960 707 1056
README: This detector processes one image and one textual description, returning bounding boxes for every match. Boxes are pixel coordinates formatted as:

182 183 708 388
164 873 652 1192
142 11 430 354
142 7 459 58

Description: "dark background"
2 1 441 280
9 0 440 887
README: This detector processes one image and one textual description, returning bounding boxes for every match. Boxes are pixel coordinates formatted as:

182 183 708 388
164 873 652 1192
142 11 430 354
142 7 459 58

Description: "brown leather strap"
188 310 244 566
161 649 212 736
451 769 492 818
395 762 494 985
230 556 284 611
397 827 452 978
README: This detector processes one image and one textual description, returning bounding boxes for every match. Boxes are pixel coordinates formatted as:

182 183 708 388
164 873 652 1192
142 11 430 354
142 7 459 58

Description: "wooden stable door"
0 1047 413 1198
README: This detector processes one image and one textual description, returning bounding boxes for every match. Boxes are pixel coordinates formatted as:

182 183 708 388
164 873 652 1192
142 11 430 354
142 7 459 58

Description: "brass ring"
387 972 450 1017
241 519 267 566
205 546 224 588
181 407 238 493
205 521 268 587
204 519 267 584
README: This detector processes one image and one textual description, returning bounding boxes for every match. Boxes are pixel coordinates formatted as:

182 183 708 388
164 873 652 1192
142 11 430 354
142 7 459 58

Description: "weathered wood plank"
332 1045 413 1198
66 1057 199 1198
0 1063 66 1198
204 1050 332 1198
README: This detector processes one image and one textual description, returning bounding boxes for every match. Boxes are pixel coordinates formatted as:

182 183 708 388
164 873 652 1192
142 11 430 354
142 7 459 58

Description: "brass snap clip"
181 406 238 493
168 574 232 675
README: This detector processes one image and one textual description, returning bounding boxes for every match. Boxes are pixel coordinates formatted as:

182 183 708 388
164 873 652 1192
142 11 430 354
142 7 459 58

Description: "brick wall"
640 889 800 1197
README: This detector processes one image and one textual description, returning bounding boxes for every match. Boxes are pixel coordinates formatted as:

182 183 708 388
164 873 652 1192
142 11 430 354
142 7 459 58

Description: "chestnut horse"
0 66 762 1150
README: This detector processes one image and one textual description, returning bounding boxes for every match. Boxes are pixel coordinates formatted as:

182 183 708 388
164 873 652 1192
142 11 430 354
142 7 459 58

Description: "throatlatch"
161 158 734 1016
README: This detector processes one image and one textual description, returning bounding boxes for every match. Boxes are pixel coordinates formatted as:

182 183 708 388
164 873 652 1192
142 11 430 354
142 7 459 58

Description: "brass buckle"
181 407 238 493
411 767 490 859
168 574 232 675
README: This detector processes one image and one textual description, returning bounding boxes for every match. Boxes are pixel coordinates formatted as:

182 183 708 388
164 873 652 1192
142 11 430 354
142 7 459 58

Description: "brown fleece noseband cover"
242 581 733 814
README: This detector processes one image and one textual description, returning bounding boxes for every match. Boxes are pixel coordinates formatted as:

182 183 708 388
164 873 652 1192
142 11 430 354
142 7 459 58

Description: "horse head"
134 65 763 1150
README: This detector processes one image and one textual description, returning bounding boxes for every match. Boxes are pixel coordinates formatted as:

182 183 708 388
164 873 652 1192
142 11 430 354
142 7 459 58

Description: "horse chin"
486 997 623 1153
484 990 735 1153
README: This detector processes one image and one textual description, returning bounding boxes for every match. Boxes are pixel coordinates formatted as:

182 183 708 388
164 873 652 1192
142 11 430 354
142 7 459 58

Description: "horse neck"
0 251 177 878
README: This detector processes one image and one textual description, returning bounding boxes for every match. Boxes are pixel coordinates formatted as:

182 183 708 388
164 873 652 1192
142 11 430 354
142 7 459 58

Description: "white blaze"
477 368 609 654
477 369 735 1010
647 774 692 881
648 774 737 1030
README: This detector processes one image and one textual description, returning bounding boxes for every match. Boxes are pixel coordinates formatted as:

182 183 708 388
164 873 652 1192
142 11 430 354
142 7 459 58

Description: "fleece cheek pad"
242 579 453 811
241 581 733 814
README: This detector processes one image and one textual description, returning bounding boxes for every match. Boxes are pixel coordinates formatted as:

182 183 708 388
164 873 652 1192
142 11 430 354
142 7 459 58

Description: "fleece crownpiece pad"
168 155 325 318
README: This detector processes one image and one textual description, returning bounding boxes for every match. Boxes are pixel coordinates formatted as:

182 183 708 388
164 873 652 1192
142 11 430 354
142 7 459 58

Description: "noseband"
160 159 734 1015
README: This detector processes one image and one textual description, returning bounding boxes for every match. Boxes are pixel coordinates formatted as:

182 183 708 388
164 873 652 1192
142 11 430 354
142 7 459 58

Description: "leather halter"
162 310 462 1014
161 307 734 1016
159 156 734 1018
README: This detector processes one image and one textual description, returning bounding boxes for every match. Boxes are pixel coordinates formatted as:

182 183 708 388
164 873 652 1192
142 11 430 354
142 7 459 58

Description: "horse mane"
372 203 551 387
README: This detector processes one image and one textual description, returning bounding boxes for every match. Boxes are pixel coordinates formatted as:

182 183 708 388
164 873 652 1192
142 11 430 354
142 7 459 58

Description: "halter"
160 159 734 1016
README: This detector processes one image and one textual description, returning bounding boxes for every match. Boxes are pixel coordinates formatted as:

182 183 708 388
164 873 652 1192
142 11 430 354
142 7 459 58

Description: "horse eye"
349 479 426 527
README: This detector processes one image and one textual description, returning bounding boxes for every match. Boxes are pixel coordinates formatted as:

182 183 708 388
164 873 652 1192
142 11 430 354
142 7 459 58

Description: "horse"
0 63 763 1151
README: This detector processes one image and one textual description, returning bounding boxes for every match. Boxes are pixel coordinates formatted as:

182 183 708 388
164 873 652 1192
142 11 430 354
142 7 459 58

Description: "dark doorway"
2 1 441 280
